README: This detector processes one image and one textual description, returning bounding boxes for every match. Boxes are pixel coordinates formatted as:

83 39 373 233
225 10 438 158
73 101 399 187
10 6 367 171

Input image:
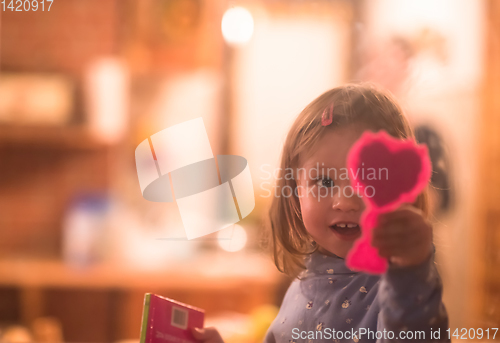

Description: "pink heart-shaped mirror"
345 130 432 274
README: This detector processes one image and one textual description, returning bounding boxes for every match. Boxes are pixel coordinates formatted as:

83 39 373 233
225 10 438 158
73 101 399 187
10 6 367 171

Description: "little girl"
192 83 450 343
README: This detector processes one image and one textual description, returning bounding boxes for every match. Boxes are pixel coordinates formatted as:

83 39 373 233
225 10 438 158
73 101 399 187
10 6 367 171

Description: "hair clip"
321 102 334 126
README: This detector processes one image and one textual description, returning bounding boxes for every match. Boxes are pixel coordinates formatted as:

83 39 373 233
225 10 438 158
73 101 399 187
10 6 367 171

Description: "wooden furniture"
0 2 285 342
0 251 287 342
0 122 288 342
0 124 112 258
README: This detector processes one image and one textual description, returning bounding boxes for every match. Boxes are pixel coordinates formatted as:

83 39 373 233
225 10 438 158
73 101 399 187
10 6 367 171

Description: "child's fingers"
377 219 430 239
191 327 204 340
376 246 392 258
373 231 424 249
377 206 422 224
372 236 405 249
379 241 420 256
377 214 409 228
374 212 425 236
191 327 224 343
373 227 426 246
372 225 407 239
377 209 413 223
372 223 417 242
375 235 427 257
378 244 417 258
377 245 408 258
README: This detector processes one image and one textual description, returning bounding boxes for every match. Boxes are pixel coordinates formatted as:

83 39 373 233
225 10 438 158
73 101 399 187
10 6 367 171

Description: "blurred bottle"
84 57 129 144
62 193 109 267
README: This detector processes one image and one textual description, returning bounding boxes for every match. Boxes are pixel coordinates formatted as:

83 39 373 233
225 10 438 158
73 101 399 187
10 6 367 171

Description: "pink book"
139 293 205 343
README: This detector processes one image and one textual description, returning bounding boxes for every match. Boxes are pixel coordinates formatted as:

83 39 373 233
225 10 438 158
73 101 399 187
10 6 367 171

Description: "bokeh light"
217 224 247 252
221 6 254 45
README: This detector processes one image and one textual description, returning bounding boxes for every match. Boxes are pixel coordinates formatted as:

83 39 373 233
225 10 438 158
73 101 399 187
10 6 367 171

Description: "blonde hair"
263 82 430 279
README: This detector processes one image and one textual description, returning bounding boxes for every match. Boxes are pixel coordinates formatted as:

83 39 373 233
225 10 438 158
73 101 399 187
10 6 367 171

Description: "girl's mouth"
330 223 361 241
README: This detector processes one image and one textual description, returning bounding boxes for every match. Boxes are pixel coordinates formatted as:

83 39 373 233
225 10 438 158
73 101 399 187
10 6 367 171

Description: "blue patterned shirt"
263 246 450 343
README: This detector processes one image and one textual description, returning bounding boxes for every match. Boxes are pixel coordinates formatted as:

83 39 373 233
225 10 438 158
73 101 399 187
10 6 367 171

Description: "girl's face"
297 123 368 258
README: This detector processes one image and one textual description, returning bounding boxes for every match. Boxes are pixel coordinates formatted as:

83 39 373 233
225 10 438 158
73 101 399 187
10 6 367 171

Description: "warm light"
221 6 254 45
217 224 247 252
85 58 129 144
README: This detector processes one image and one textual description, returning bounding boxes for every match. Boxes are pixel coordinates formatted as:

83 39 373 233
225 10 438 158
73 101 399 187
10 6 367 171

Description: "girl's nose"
331 186 362 212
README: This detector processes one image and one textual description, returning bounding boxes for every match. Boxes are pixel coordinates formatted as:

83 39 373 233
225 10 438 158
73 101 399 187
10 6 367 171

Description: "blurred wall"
231 1 353 216
361 0 486 330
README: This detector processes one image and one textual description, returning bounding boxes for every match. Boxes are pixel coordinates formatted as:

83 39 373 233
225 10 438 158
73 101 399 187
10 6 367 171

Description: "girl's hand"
371 204 434 268
190 327 225 343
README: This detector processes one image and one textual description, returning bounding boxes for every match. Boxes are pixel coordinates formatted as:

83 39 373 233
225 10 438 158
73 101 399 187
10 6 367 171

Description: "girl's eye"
316 177 335 188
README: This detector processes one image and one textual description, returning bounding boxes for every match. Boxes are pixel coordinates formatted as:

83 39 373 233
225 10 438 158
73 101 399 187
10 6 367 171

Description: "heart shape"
347 130 432 212
345 130 432 274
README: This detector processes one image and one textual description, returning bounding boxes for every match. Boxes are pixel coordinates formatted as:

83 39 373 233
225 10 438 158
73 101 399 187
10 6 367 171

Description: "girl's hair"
264 82 430 279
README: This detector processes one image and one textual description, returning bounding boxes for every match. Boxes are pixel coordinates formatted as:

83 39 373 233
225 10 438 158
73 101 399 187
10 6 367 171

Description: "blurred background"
0 0 499 342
